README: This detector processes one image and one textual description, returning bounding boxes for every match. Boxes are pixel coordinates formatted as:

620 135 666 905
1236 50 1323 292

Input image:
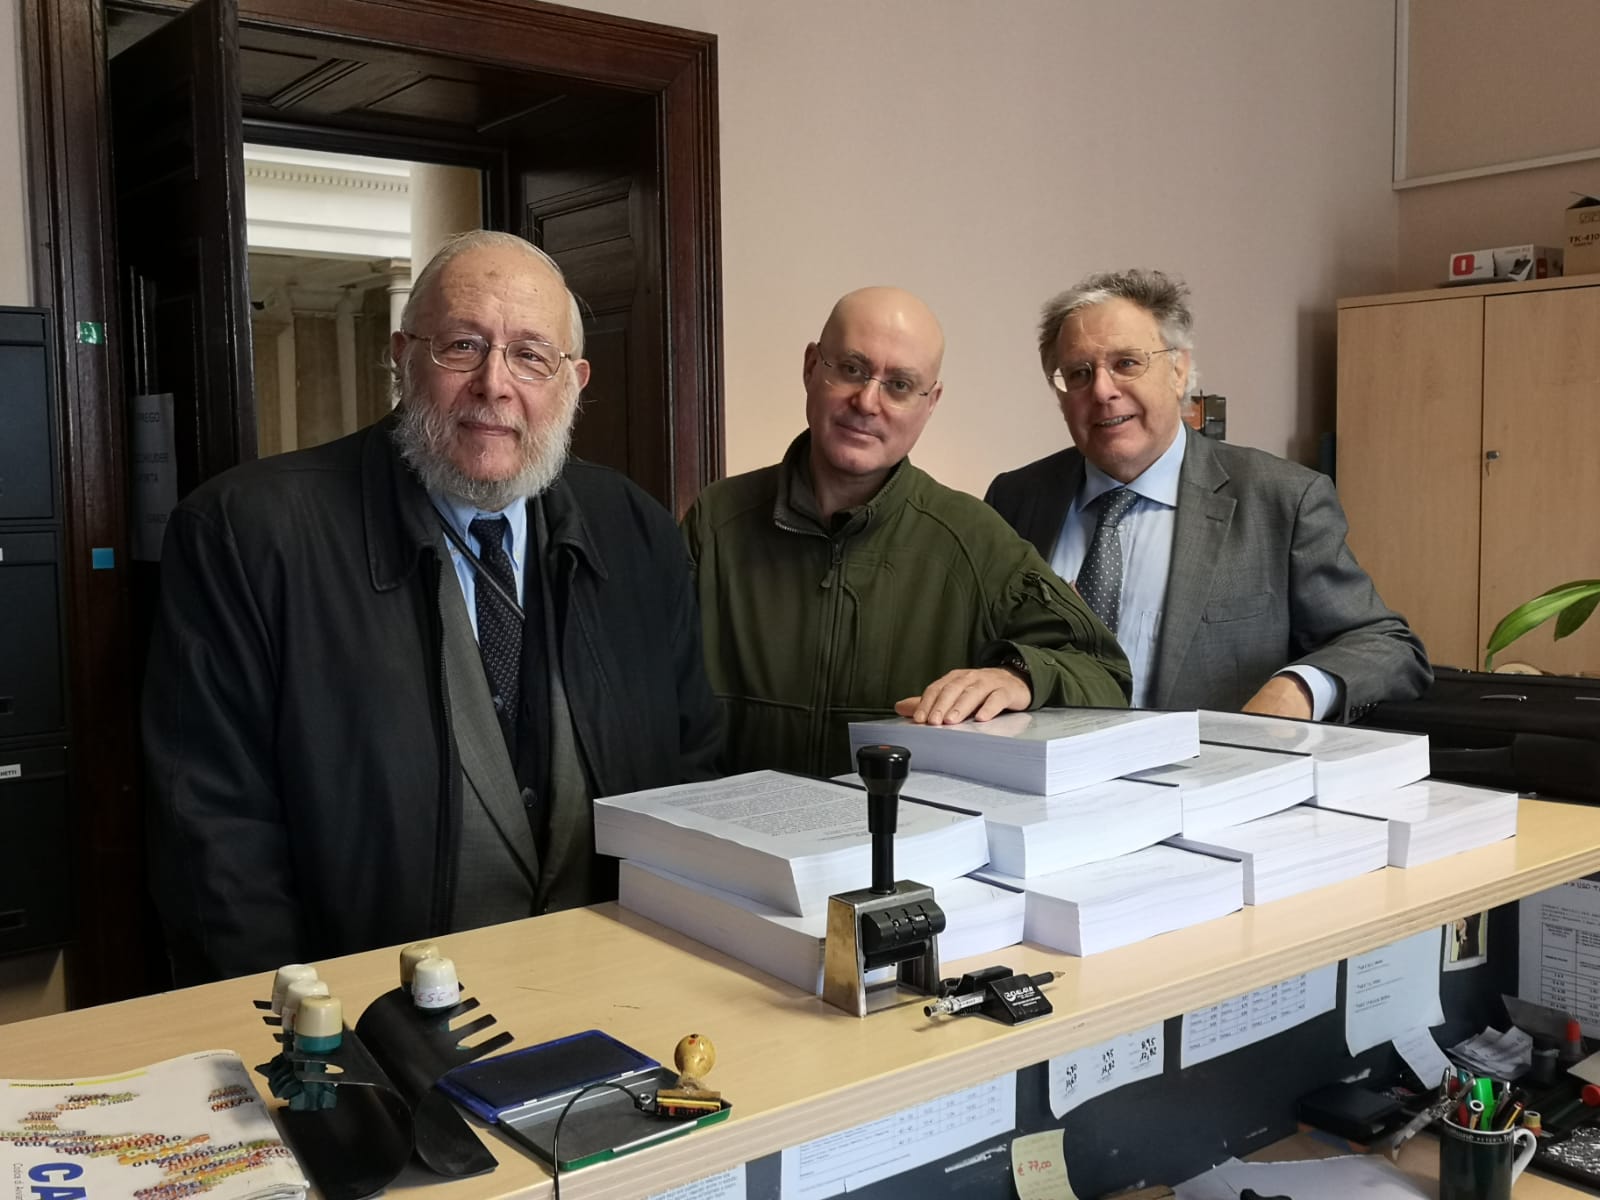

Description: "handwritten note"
1181 965 1336 1067
1046 1022 1163 1119
1392 1026 1451 1090
1011 1129 1080 1200
1345 927 1444 1056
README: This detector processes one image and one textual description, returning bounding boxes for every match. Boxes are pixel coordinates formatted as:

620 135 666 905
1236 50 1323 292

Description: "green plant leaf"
1485 579 1600 670
1556 591 1600 640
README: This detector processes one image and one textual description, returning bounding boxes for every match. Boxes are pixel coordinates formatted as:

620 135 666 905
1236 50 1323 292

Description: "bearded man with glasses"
145 230 720 983
684 286 1131 778
985 268 1429 720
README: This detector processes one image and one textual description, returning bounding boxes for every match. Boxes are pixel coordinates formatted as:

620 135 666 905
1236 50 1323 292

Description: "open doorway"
242 146 483 455
26 0 722 1006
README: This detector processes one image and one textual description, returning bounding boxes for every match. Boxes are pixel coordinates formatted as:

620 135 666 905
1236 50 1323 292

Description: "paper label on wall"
1345 927 1444 1056
130 392 179 562
1046 1022 1163 1119
1180 965 1336 1067
1392 1025 1452 1090
648 1165 746 1200
1011 1129 1080 1200
780 1074 1016 1199
1518 877 1600 1028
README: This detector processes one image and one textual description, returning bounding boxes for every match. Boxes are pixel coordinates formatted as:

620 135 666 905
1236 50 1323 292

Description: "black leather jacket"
144 417 721 983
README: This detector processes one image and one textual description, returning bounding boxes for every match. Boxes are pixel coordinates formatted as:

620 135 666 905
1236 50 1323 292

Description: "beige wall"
564 0 1399 488
0 0 30 306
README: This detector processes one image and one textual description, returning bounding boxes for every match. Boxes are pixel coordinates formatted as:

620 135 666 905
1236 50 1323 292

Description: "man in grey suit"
984 268 1429 720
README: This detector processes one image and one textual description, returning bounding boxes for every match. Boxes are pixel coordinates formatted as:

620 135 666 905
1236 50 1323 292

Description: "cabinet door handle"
1485 449 1500 475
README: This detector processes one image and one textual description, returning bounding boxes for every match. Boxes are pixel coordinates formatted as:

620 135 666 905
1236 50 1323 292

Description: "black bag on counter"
1359 667 1600 801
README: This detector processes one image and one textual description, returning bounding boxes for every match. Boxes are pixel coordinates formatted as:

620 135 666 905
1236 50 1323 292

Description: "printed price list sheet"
1180 965 1337 1067
1047 1023 1164 1118
780 1075 1016 1199
1519 877 1600 1027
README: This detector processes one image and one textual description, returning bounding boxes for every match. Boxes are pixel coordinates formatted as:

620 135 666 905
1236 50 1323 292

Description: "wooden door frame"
20 0 722 1006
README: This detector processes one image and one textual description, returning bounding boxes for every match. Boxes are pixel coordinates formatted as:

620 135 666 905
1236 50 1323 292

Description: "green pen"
1473 1075 1497 1129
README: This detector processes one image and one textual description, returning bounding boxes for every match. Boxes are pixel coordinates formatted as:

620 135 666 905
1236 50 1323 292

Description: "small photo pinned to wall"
1444 911 1488 971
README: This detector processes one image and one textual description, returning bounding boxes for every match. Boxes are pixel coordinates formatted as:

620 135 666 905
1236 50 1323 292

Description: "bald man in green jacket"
685 287 1131 778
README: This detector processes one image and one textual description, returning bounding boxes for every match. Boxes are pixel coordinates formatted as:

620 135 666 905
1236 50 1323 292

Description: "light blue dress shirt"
1048 431 1338 717
431 493 529 641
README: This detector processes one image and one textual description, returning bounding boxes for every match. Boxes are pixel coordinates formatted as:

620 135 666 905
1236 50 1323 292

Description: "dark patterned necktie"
468 515 521 738
1077 488 1139 634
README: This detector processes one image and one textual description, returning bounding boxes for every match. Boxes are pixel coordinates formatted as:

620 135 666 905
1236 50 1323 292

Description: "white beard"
392 365 577 511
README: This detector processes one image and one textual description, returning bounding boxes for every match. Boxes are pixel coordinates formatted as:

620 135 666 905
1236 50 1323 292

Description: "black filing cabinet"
0 306 73 956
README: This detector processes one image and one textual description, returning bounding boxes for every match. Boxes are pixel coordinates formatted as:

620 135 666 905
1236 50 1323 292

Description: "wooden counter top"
4 798 1599 1199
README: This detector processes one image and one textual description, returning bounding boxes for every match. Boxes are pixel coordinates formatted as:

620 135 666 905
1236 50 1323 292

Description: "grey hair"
1037 268 1197 394
402 229 586 358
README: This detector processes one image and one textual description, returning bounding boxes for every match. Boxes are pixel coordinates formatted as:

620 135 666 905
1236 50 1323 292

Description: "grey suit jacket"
983 430 1431 719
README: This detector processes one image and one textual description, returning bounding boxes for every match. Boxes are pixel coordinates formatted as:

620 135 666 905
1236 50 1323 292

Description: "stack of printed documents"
882 769 1182 878
1314 778 1519 866
848 707 1198 795
617 862 1023 994
594 771 989 916
1197 710 1429 804
1166 804 1389 904
973 844 1243 956
1127 741 1315 835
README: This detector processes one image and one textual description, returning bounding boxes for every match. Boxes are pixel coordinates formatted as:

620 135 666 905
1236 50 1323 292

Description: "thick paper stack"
973 845 1243 956
1127 742 1314 835
1166 805 1389 903
618 861 1024 994
1318 778 1519 866
886 769 1182 878
1196 710 1429 804
593 771 989 915
848 708 1199 795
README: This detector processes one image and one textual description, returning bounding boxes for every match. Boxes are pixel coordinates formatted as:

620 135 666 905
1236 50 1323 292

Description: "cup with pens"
1438 1071 1537 1200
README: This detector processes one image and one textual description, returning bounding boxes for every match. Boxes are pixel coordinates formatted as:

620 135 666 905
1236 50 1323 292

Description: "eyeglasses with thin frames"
405 331 574 382
1051 347 1181 395
816 353 936 406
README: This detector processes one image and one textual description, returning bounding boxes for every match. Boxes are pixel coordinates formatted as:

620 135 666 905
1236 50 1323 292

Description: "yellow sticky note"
1011 1128 1079 1200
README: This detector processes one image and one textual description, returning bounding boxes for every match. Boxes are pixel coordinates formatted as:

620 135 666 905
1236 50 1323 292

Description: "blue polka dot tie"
1077 488 1138 634
468 515 521 743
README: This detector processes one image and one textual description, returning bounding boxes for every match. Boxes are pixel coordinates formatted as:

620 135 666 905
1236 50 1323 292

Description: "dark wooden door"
515 99 669 508
112 0 256 496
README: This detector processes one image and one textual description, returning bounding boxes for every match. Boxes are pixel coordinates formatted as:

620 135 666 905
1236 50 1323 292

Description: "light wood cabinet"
1337 275 1600 674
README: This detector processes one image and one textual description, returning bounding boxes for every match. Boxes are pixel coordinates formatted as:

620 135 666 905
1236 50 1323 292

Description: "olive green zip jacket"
683 435 1132 778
